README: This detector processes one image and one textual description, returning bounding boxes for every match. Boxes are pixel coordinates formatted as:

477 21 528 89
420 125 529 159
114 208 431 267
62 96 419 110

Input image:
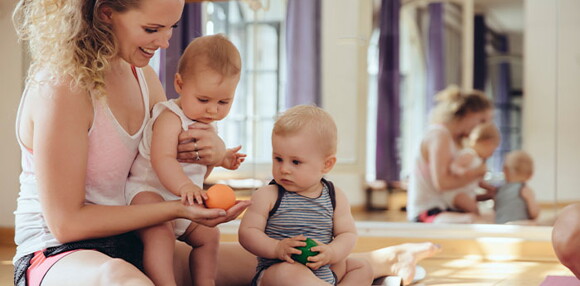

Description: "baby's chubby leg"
259 262 329 286
131 191 178 286
180 222 220 286
453 192 480 214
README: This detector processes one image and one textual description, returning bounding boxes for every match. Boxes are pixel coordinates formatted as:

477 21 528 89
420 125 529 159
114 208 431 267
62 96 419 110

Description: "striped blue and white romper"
252 178 337 285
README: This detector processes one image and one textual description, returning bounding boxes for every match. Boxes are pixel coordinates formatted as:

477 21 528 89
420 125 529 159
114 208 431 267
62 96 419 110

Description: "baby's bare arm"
151 110 205 203
325 187 357 263
238 185 303 261
521 186 540 219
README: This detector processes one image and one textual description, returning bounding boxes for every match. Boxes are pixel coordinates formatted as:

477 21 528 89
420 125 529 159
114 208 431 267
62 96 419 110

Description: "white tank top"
407 124 458 220
124 99 207 205
13 67 150 263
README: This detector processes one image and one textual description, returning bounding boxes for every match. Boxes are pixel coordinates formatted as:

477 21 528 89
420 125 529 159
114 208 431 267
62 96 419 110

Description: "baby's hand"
275 235 306 263
221 146 246 170
179 183 207 206
306 239 334 270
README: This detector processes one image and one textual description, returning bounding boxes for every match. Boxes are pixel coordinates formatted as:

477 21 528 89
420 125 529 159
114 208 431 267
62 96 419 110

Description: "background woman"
407 85 493 224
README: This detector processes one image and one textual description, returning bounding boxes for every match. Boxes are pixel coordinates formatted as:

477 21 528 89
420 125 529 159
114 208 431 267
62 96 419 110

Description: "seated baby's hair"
504 150 534 179
273 105 337 156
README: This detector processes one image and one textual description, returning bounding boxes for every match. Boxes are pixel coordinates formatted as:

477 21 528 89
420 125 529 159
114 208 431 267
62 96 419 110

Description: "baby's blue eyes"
274 157 300 165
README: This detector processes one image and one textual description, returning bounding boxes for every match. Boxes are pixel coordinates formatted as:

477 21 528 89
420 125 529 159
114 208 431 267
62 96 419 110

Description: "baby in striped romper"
239 105 373 286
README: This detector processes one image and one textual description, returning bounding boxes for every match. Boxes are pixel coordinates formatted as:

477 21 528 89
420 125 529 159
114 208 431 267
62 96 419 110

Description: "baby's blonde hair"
469 122 500 144
504 150 534 179
430 85 492 123
13 0 140 97
177 34 241 81
273 105 337 156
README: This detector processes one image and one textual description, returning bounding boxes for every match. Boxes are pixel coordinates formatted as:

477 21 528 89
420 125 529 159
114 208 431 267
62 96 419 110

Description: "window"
205 2 286 170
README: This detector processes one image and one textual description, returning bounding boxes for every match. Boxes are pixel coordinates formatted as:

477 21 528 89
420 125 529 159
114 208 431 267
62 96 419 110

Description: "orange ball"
205 184 236 210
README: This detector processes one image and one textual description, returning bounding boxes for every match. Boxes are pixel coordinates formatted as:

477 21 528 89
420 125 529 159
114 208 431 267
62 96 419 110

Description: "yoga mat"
540 275 580 286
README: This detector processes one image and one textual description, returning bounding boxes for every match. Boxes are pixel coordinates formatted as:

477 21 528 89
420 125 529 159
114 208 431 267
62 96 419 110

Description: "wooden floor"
0 242 574 286
0 192 572 285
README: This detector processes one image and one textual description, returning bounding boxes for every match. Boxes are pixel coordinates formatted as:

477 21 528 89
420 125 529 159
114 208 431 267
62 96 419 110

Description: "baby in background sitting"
494 150 540 224
444 122 500 214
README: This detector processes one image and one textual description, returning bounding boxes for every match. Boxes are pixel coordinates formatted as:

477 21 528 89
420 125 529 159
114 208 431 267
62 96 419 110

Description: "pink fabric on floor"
540 275 580 286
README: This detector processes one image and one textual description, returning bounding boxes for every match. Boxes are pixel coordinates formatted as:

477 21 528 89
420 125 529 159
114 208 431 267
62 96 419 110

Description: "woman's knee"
98 258 153 286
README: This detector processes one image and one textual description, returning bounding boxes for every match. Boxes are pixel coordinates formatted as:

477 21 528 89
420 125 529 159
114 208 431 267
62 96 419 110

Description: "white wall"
321 0 372 206
0 0 23 227
554 0 580 202
524 0 580 203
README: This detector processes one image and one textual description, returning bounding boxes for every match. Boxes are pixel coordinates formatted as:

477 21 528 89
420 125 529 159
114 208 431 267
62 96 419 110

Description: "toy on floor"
205 184 236 210
292 237 319 264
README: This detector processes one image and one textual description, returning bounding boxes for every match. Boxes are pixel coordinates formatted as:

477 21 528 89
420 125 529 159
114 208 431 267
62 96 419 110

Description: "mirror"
179 0 559 226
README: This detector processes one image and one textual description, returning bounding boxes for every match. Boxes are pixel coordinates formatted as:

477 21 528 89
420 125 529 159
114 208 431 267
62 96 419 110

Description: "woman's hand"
180 200 251 227
177 122 226 165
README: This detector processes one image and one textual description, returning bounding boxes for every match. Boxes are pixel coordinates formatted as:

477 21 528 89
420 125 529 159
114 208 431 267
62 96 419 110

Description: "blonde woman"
407 86 493 224
12 0 249 285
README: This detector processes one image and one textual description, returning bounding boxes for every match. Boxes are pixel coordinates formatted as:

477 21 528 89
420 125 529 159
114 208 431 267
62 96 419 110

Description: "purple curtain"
426 3 445 110
494 34 511 171
285 0 321 107
375 0 401 182
160 3 203 99
473 15 487 91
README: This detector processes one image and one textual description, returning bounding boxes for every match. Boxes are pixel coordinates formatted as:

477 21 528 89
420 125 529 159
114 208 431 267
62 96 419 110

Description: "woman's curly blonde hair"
430 85 492 123
12 0 140 97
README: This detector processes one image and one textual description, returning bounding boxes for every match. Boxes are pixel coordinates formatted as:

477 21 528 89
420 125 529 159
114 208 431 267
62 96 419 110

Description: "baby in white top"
444 122 500 214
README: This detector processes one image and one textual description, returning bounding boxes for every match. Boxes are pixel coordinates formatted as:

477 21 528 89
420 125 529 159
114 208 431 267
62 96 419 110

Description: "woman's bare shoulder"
141 65 167 109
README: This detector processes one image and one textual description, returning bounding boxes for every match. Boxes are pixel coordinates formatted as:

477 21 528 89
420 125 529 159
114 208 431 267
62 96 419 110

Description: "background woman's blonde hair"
273 105 337 156
430 85 492 123
13 0 140 97
177 34 241 81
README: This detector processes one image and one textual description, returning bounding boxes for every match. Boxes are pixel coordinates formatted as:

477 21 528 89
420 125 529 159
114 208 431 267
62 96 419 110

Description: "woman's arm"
427 131 486 191
33 74 240 244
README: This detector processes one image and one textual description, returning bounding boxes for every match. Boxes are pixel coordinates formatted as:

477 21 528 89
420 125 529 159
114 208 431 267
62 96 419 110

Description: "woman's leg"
41 250 152 286
210 241 440 286
349 242 441 285
215 242 256 286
